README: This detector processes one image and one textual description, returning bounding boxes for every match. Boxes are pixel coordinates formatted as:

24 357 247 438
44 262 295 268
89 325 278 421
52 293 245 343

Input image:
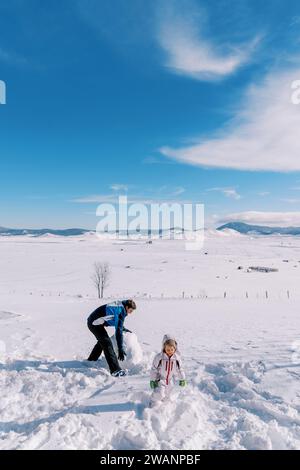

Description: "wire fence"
70 289 295 301
6 288 296 302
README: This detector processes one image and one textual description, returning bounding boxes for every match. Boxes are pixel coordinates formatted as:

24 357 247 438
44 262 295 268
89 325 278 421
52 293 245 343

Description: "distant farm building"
247 266 278 273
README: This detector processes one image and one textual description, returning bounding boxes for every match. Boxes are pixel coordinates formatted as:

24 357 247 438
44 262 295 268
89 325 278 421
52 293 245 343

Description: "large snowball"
111 332 144 372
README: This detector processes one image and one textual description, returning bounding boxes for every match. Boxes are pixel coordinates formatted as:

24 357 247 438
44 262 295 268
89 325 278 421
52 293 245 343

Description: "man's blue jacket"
87 300 129 351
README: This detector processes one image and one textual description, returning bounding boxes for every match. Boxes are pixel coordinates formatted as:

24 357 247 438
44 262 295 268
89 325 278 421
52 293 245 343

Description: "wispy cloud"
172 186 185 196
160 68 300 171
78 0 259 81
156 3 261 81
143 155 177 165
110 184 128 192
257 191 270 197
71 192 192 205
71 194 120 204
0 47 27 66
207 187 241 200
218 211 300 227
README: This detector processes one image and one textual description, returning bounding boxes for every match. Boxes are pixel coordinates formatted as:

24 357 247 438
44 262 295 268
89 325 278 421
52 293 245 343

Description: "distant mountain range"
2 222 300 237
217 222 300 235
0 226 91 237
0 226 184 237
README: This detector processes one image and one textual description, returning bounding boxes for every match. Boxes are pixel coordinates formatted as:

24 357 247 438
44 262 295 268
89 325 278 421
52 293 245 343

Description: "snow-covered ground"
1 231 300 449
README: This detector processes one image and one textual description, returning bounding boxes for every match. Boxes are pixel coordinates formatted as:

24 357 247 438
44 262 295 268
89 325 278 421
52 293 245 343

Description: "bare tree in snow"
91 262 111 299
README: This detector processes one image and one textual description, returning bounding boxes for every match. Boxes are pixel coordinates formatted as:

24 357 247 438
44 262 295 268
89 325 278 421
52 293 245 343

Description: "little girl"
150 334 187 406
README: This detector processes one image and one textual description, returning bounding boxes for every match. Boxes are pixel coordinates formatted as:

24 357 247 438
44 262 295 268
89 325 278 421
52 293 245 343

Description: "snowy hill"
205 228 244 238
1 234 300 449
217 222 300 236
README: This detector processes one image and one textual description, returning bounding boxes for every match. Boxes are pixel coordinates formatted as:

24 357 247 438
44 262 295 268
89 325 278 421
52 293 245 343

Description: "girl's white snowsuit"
150 337 185 404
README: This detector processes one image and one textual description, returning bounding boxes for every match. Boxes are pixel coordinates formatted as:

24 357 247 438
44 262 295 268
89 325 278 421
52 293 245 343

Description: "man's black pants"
87 323 121 374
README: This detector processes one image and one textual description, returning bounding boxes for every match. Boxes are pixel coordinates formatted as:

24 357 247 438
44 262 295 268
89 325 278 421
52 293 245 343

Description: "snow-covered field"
1 230 300 450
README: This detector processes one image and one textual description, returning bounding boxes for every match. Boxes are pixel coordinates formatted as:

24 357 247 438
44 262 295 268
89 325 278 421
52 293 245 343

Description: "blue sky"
1 0 300 229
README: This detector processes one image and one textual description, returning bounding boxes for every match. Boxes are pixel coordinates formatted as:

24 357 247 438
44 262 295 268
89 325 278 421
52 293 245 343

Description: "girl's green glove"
179 380 187 387
150 380 159 389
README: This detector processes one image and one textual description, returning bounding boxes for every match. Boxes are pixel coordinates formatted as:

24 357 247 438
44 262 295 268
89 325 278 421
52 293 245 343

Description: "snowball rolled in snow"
111 332 143 369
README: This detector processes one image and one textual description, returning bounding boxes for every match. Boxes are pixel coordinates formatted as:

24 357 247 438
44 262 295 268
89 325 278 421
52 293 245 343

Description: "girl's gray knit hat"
162 334 178 351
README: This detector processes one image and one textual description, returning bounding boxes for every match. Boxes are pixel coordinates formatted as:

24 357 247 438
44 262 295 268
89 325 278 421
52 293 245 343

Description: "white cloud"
173 186 186 196
71 193 192 205
257 191 270 196
110 184 128 192
157 6 260 81
71 194 120 204
160 68 300 171
218 211 300 227
207 187 241 200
